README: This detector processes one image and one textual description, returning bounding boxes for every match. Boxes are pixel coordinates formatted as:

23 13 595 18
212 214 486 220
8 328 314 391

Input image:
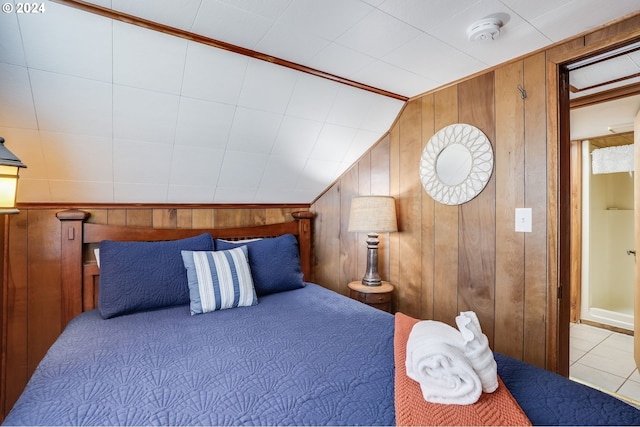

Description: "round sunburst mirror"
420 124 494 205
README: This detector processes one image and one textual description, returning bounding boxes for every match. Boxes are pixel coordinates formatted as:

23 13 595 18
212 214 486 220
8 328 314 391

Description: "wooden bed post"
56 209 90 329
292 211 314 282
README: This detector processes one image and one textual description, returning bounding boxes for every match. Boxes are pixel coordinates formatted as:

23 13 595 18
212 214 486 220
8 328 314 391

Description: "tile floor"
570 322 640 407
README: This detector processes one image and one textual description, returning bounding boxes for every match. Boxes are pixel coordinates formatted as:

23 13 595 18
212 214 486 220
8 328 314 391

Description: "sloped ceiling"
1 0 640 204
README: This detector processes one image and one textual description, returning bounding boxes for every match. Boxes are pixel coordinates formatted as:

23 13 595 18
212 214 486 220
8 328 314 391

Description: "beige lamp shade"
348 196 398 233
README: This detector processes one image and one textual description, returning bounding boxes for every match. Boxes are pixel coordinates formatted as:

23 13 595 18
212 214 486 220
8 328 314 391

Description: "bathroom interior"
568 83 639 401
580 131 635 333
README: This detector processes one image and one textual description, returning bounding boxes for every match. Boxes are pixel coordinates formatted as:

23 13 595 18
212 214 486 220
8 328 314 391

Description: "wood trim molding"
570 71 640 93
569 140 582 324
0 216 7 422
17 202 311 210
570 81 640 109
51 0 409 102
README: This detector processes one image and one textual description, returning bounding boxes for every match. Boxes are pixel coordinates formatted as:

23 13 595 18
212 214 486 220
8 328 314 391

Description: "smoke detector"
467 18 502 42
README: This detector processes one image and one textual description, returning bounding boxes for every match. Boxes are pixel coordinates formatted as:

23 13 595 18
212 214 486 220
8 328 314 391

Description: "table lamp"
347 196 397 286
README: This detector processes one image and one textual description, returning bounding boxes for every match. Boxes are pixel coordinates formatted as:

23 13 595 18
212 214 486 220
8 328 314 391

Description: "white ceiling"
569 44 640 140
571 94 640 140
1 0 639 203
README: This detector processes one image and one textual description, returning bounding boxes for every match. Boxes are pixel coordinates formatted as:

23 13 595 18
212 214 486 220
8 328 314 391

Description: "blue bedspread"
4 284 640 425
496 352 640 425
4 284 395 426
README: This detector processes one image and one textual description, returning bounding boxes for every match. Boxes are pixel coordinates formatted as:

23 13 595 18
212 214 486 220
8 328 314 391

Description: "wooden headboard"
56 209 314 328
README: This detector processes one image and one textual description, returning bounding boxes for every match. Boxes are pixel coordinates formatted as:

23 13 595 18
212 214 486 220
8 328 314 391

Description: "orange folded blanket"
394 312 532 426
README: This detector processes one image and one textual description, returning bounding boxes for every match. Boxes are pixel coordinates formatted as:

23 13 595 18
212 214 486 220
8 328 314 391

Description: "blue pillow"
98 233 214 318
181 246 258 315
215 234 305 296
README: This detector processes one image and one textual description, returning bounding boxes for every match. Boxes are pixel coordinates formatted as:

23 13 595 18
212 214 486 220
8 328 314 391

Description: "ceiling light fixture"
467 18 502 42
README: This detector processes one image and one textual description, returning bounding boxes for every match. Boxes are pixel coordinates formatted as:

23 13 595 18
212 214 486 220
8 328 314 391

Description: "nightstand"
348 281 394 313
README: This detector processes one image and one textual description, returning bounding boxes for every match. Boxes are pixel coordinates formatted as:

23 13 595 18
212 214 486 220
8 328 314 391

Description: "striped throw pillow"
181 246 258 315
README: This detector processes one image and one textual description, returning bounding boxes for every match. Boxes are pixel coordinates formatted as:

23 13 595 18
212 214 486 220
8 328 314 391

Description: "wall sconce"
0 137 26 214
348 196 398 286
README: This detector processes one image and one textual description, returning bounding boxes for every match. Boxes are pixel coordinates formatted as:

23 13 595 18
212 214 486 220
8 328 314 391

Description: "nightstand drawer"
347 281 394 313
351 290 391 304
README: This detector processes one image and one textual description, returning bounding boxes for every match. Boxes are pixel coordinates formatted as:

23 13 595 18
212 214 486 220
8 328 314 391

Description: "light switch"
515 208 532 233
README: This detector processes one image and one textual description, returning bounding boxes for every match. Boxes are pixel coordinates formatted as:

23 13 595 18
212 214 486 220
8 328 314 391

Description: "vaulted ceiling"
1 0 639 204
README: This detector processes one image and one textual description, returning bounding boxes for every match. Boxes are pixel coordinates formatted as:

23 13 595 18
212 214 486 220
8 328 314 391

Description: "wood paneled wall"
311 11 640 373
312 56 549 367
1 205 307 419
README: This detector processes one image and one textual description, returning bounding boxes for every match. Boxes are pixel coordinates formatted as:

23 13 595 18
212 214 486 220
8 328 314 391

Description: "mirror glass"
435 144 472 186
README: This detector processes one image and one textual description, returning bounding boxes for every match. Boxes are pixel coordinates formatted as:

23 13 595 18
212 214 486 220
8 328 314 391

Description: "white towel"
406 320 482 405
455 311 498 393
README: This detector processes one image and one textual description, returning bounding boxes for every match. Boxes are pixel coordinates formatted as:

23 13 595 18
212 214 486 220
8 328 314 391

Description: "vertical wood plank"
545 53 561 372
397 99 422 317
192 209 214 228
85 209 107 224
358 153 372 195
356 154 371 281
215 209 245 228
494 63 525 358
389 123 400 294
107 209 126 226
312 185 341 293
371 138 390 196
0 215 5 421
153 208 178 228
266 208 297 225
27 210 61 376
433 86 459 325
458 73 497 344
339 165 359 295
177 209 193 228
4 212 27 414
371 137 391 282
126 209 153 227
524 52 549 368
420 94 435 320
216 209 266 228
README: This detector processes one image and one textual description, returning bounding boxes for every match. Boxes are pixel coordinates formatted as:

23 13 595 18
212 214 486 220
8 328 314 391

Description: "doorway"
554 35 640 376
560 40 640 396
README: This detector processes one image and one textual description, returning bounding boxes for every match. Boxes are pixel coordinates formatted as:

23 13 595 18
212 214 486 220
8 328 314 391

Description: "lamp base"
362 278 382 287
362 232 381 286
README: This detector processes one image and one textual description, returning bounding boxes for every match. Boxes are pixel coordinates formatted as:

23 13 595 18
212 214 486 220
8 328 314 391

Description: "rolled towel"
455 311 498 393
406 320 482 405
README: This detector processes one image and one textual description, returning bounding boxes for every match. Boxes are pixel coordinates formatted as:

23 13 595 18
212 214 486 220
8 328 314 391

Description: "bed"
3 209 640 426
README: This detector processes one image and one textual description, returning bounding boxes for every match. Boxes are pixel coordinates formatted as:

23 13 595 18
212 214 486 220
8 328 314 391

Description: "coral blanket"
394 312 532 426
